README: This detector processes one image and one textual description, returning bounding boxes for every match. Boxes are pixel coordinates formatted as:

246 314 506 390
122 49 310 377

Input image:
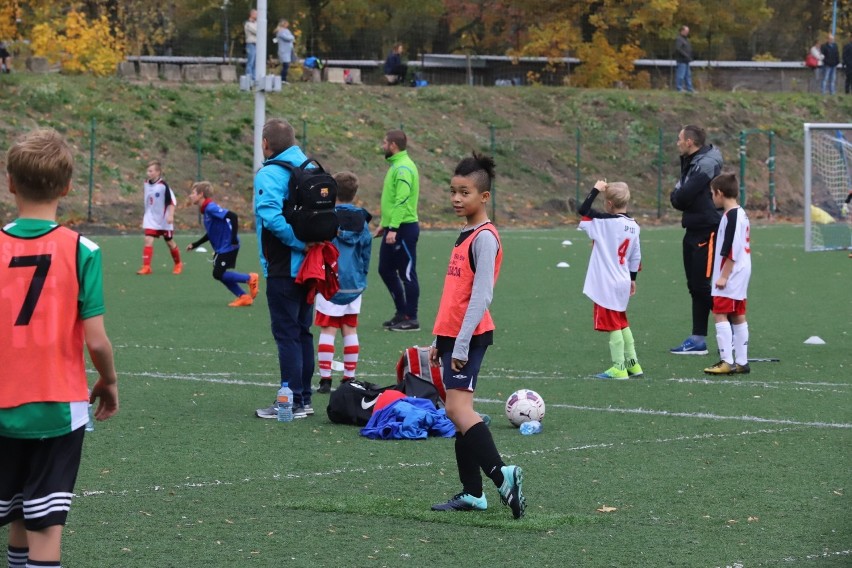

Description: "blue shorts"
439 345 488 393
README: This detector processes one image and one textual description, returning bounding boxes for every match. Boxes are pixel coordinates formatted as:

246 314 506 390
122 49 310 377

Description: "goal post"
803 123 852 252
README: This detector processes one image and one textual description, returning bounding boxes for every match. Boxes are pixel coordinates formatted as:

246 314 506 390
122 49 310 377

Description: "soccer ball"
505 389 545 427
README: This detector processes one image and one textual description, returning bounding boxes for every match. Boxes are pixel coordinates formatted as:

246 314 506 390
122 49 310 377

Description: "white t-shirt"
578 213 641 312
142 178 175 231
315 293 362 317
711 206 751 300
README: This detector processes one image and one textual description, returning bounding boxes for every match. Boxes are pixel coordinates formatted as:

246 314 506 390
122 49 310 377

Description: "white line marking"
476 398 852 429
668 377 850 393
77 428 794 499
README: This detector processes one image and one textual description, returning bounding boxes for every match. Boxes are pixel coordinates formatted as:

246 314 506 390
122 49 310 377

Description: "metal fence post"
87 117 95 223
302 119 308 151
657 127 663 218
196 118 203 181
768 130 776 213
739 130 747 207
575 127 581 208
489 124 496 223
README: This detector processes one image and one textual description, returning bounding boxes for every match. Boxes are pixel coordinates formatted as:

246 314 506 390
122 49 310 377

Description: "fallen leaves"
596 505 617 513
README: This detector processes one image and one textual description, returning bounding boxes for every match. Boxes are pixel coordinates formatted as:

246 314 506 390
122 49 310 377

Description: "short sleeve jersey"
711 206 751 301
578 213 641 312
143 178 175 231
0 218 106 439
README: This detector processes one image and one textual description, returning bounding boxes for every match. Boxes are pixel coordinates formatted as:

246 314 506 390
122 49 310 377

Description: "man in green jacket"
374 129 421 331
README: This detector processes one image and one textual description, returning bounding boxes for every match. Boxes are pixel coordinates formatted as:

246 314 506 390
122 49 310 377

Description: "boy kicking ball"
704 173 752 375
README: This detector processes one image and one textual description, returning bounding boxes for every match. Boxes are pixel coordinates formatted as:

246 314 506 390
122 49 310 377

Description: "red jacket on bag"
296 242 340 303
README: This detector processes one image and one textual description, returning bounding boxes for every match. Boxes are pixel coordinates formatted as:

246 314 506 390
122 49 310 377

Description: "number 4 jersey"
0 219 105 438
578 211 642 312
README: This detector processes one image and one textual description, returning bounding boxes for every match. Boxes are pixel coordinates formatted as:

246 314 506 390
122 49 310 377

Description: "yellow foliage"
569 33 647 89
0 0 18 40
31 10 124 76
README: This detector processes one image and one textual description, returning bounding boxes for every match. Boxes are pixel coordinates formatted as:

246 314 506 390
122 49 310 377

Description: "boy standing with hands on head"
186 181 259 307
137 160 182 275
429 152 525 520
578 179 643 379
315 171 373 394
704 173 752 375
1 128 119 567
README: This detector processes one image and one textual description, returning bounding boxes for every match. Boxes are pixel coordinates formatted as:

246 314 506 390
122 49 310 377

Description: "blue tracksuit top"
329 203 372 305
201 200 239 254
254 146 309 278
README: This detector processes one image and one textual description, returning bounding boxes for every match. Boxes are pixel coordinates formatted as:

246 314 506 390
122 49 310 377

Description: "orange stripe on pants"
705 231 715 278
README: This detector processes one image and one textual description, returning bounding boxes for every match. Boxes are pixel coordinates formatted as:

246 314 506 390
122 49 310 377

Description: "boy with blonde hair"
578 179 643 379
1 128 119 567
704 173 752 375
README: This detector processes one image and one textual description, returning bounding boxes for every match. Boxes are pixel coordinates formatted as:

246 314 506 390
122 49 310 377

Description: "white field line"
668 377 851 394
121 372 852 429
77 427 794 499
474 397 852 429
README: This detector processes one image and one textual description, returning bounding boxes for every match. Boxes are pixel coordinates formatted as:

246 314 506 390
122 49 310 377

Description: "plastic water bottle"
85 390 95 432
519 420 542 435
277 382 293 423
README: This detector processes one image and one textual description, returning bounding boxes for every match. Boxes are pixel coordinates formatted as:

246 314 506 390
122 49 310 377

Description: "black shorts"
0 427 85 530
212 249 239 279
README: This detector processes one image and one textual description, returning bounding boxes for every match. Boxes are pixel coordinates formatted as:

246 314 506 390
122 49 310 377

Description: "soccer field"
49 224 850 567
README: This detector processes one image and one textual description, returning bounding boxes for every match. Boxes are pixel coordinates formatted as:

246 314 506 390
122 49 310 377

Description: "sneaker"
734 363 751 374
498 465 526 519
704 360 736 375
255 404 278 419
382 313 404 328
248 273 259 299
172 262 183 275
477 413 491 427
626 363 644 377
389 318 420 332
595 366 629 380
292 406 308 419
431 492 487 512
669 337 709 355
228 294 253 307
317 379 332 394
303 404 315 416
136 266 152 275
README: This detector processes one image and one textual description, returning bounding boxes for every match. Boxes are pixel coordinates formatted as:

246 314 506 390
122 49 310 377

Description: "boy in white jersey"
137 160 182 275
704 173 752 375
578 180 643 379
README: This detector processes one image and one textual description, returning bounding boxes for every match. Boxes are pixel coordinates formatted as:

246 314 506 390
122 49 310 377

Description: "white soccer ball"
505 389 545 427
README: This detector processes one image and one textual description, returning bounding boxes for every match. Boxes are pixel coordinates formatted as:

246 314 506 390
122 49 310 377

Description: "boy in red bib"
429 153 525 519
1 128 119 567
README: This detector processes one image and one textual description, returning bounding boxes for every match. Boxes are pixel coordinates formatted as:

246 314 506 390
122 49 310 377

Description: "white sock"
732 322 749 365
317 333 335 379
715 321 733 364
343 334 359 379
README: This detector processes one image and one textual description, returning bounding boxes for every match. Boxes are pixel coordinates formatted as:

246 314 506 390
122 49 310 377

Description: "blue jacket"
254 146 309 278
360 398 455 440
329 204 372 305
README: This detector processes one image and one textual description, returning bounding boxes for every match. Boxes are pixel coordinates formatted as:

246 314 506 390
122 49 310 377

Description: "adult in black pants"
670 125 723 355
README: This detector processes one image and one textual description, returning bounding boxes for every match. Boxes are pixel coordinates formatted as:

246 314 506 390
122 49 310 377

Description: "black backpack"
327 380 393 426
267 158 338 242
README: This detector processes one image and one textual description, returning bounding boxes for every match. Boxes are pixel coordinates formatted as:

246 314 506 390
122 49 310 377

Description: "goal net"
804 123 852 251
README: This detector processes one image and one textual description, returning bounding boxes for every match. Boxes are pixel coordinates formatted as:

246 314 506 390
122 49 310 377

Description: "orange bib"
0 226 87 408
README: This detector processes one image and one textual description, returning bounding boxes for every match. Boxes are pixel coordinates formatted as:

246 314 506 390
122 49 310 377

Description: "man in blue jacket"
670 125 723 355
254 118 315 419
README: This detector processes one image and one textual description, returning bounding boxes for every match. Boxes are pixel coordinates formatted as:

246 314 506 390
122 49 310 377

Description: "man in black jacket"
821 33 840 95
843 35 852 94
670 125 723 355
674 26 694 93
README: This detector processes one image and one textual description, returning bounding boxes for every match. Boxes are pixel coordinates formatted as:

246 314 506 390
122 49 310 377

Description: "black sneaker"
389 318 420 332
734 363 751 374
317 379 332 394
383 313 404 328
431 492 487 512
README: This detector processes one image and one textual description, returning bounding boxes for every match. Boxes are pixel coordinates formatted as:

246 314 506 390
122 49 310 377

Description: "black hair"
681 124 706 148
453 151 495 193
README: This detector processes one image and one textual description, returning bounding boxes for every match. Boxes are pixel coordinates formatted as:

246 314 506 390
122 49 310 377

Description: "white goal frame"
803 123 852 252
